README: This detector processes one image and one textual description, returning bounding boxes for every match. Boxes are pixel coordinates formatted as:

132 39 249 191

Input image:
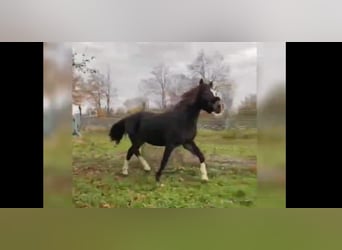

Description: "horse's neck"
180 104 201 126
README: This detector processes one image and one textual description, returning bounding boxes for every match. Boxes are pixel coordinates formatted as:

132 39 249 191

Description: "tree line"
72 49 242 117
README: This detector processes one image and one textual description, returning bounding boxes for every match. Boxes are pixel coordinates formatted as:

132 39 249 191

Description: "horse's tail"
109 112 143 145
109 118 126 145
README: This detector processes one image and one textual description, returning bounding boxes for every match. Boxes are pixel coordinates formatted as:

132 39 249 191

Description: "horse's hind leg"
128 135 151 172
134 147 151 171
122 139 150 175
122 145 135 175
156 145 175 182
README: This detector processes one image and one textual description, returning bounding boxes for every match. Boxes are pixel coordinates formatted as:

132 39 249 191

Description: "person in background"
73 105 82 137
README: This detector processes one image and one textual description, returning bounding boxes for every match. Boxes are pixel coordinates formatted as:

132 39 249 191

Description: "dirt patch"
73 165 109 177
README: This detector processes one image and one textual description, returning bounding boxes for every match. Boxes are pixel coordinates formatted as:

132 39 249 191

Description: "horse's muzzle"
213 100 223 114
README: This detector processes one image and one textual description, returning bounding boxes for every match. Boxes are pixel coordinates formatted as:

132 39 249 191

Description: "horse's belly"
145 138 165 146
142 129 166 146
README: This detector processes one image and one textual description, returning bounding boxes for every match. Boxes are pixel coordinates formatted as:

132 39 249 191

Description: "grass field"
72 129 257 208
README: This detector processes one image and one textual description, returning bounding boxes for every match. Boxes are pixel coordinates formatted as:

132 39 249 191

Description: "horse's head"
198 78 224 115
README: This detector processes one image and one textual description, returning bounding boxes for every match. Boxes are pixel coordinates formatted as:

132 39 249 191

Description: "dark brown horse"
109 79 223 183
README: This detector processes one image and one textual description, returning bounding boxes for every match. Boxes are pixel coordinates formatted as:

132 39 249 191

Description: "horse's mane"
173 85 201 110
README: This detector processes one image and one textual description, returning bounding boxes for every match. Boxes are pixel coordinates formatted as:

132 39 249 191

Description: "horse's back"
123 111 158 136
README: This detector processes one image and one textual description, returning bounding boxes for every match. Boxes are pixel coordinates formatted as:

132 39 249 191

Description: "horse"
109 78 224 183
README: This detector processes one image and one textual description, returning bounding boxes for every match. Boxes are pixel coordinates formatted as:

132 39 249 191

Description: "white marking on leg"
122 159 129 175
138 156 151 171
200 162 209 181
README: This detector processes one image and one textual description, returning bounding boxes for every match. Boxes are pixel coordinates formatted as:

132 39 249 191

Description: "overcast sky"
72 42 257 111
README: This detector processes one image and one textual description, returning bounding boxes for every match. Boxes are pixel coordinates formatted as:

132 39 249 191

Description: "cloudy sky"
72 42 257 111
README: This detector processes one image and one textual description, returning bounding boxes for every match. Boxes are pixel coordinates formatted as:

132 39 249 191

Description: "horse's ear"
209 81 213 88
199 78 204 85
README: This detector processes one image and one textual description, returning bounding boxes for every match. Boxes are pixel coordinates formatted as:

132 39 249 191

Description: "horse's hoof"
201 177 209 182
143 167 151 172
122 171 128 176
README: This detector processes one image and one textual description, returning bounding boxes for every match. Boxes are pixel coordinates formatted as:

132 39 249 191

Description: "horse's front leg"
183 141 209 181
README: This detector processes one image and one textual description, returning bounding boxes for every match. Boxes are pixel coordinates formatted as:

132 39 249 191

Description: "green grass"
73 129 257 208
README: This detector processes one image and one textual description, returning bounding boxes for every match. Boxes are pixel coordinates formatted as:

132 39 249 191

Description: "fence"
80 113 256 131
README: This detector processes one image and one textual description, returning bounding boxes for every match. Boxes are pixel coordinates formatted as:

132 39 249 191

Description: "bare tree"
103 66 117 116
188 50 230 83
209 52 230 82
86 72 107 113
188 50 209 80
140 63 170 109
